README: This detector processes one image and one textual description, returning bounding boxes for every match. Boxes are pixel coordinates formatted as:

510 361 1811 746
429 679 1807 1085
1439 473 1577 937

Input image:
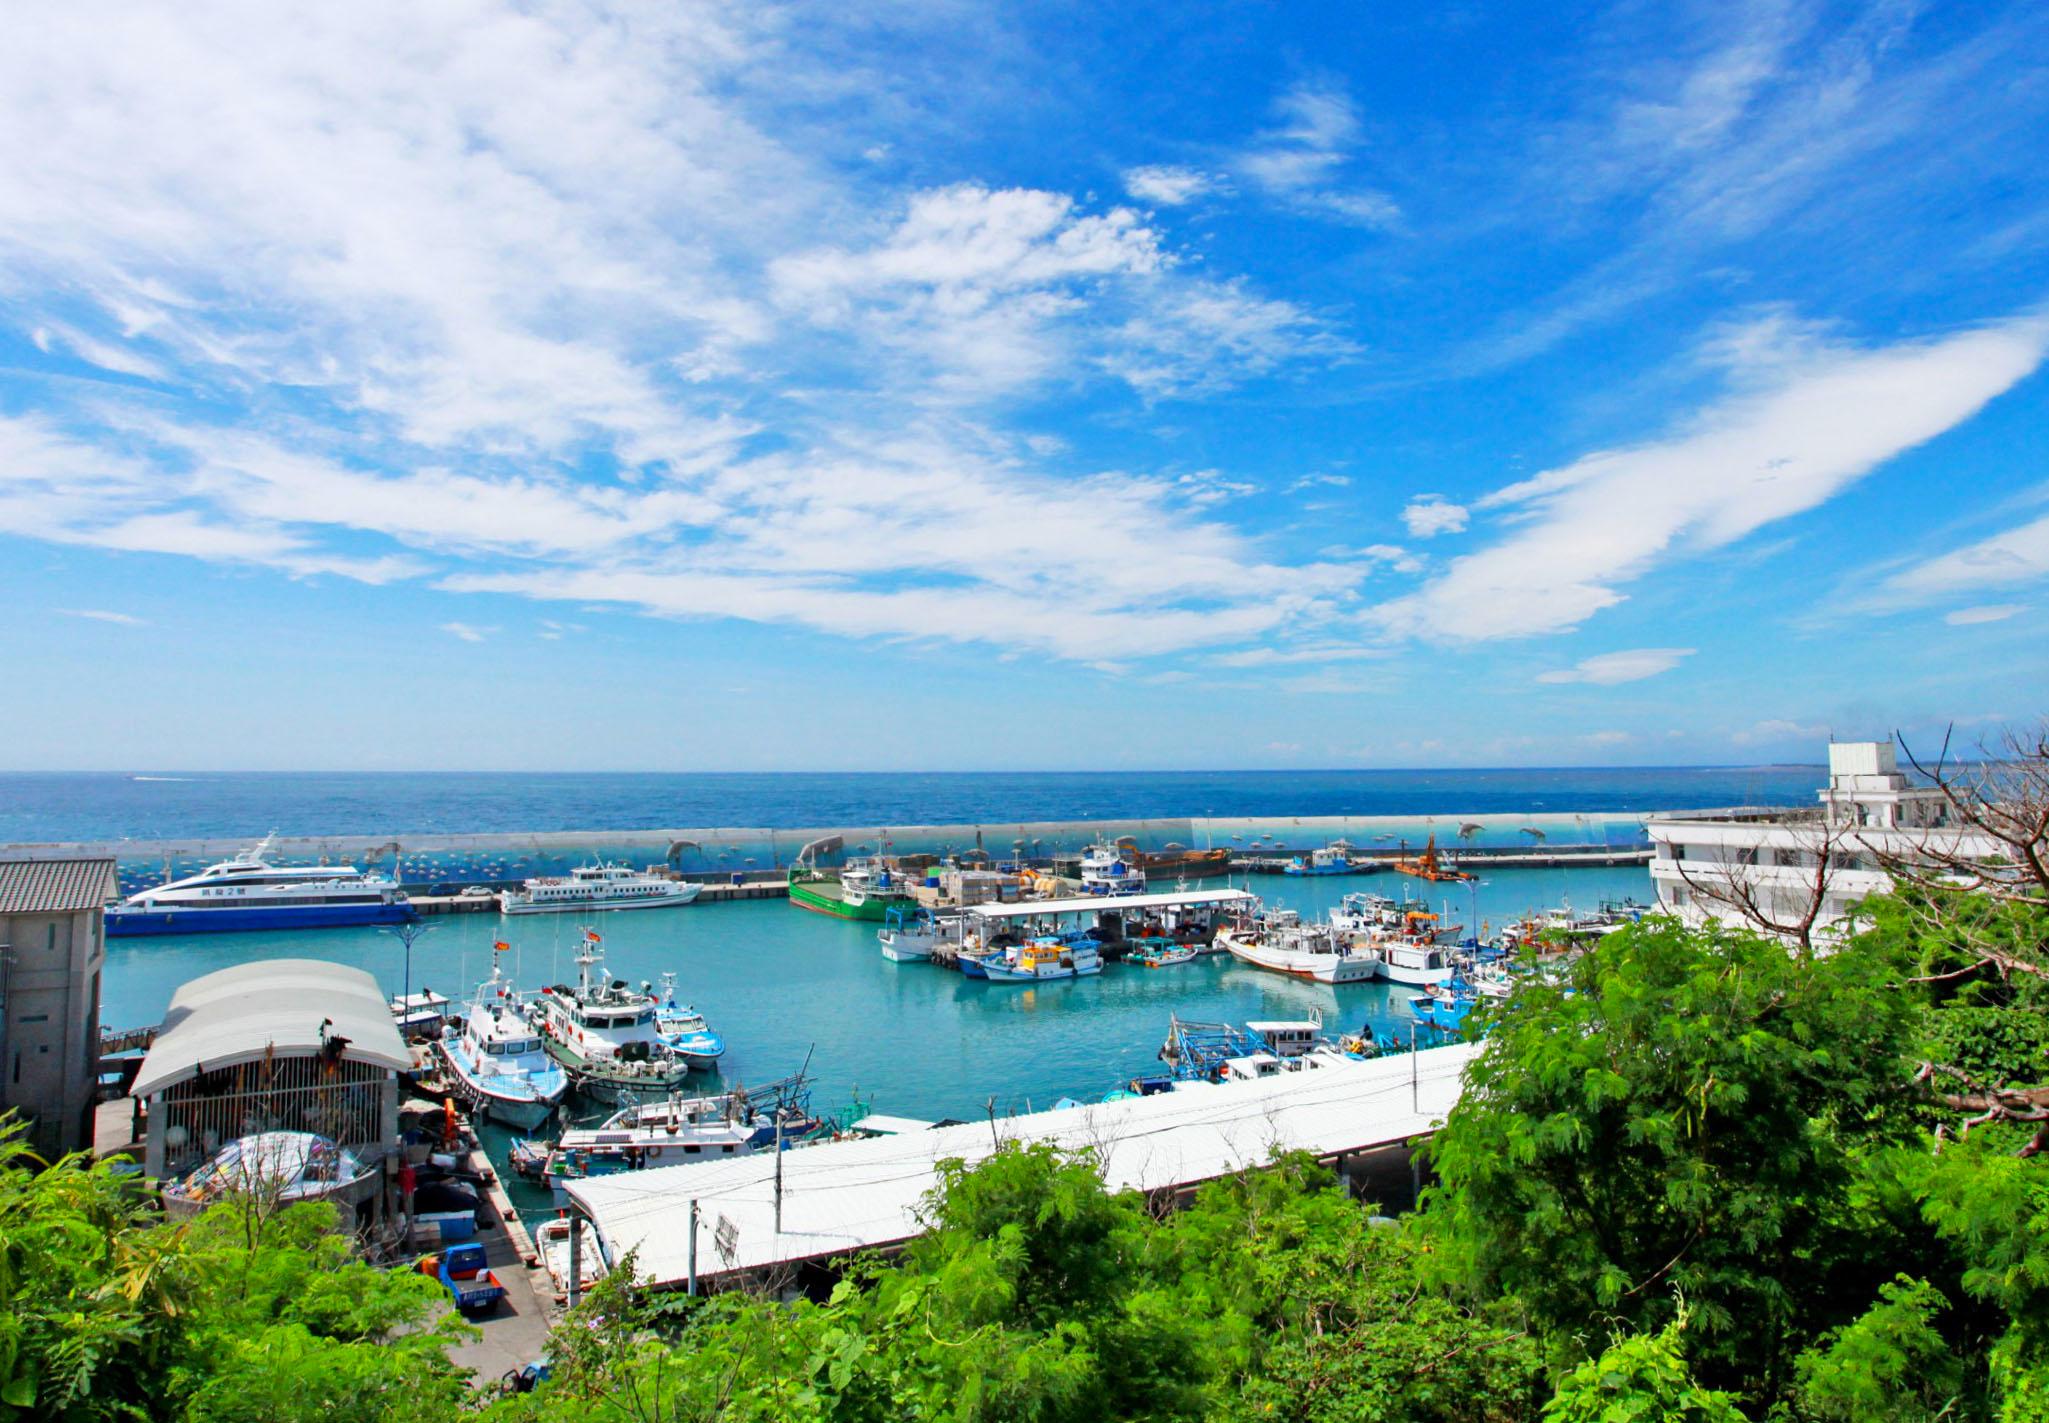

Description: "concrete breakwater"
4 810 1658 901
3 808 1653 863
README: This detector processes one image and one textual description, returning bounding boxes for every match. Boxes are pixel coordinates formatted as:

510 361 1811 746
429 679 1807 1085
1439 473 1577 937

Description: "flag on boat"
492 940 510 953
584 929 602 944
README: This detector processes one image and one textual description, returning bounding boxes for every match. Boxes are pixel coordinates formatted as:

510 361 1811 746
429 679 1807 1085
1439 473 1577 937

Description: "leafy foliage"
1540 1323 1745 1423
0 1123 466 1423
15 880 2049 1422
1421 917 1920 1393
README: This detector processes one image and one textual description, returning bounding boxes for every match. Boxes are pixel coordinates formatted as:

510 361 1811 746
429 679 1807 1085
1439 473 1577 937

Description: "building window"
1670 844 1686 861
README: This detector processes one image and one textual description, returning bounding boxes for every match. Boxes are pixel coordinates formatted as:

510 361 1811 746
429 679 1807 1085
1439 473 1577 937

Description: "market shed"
134 959 409 1181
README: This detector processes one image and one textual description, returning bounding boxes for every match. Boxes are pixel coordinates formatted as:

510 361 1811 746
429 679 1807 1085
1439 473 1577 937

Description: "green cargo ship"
787 858 917 921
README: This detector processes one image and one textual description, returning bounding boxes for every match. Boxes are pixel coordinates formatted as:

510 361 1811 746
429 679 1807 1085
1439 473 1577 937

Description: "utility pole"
687 1199 699 1296
1411 1025 1419 1112
567 1213 583 1309
773 1107 785 1234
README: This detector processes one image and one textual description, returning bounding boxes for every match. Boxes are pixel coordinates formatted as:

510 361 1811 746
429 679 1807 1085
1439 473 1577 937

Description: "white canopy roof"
966 888 1255 921
569 1041 1477 1287
133 958 411 1097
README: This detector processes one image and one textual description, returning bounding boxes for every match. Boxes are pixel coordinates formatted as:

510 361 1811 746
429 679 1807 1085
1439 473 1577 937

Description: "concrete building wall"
0 906 105 1159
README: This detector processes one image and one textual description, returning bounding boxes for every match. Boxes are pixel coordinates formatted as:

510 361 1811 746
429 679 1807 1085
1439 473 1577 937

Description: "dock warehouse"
132 959 409 1200
567 1040 1478 1291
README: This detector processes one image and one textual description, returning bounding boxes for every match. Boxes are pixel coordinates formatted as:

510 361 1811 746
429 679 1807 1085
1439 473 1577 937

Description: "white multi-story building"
1647 741 1995 937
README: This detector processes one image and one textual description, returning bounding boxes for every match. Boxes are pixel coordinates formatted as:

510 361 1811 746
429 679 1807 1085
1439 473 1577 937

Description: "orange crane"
1392 834 1474 883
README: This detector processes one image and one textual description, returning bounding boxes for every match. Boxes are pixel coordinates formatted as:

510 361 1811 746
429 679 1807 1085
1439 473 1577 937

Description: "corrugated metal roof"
132 958 412 1097
569 1042 1479 1288
0 859 118 915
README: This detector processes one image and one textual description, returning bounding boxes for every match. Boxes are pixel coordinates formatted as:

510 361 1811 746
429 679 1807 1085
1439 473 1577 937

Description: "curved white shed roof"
133 958 411 1098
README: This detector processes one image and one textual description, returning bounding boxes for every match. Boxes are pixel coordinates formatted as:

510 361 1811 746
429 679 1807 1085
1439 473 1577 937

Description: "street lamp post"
381 921 436 1038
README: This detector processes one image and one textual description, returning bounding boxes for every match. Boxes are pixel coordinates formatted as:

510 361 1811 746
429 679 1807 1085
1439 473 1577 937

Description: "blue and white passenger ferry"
106 835 415 937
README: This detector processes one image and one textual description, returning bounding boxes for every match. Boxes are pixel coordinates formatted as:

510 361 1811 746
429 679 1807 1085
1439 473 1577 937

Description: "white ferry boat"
1078 839 1146 896
107 834 414 937
1216 916 1378 985
499 861 701 916
435 963 568 1129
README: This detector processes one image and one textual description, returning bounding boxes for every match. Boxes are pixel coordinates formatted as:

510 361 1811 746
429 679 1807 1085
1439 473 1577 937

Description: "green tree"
0 1120 466 1423
1790 1274 1969 1422
1421 918 1920 1395
1541 1322 1746 1423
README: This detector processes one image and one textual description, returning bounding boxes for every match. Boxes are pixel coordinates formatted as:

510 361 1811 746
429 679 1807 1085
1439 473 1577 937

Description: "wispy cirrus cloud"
0 4 1364 666
56 608 147 627
1944 603 2028 626
1374 314 2049 641
1536 648 1694 685
1233 81 1399 228
1879 515 2049 605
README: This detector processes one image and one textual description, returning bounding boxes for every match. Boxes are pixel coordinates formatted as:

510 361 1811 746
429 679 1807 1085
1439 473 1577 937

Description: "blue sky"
2 0 2046 771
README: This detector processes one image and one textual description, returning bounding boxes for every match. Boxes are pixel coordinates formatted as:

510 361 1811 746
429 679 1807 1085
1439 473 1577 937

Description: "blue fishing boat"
1283 843 1352 876
654 973 726 1068
1408 986 1479 1030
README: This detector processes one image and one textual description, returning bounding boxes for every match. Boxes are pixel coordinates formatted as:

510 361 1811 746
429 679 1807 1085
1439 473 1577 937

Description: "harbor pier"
565 1041 1478 1294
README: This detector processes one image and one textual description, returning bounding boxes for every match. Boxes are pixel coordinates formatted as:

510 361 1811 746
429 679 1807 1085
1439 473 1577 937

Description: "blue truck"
418 1241 506 1316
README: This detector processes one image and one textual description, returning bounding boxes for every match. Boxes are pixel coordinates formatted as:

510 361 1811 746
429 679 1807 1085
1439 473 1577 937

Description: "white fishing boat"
534 1091 803 1205
500 862 701 916
1373 938 1456 986
653 972 725 1067
1078 839 1146 896
436 962 569 1129
1216 918 1378 985
534 1216 610 1300
878 905 963 962
528 931 692 1102
1331 892 1461 943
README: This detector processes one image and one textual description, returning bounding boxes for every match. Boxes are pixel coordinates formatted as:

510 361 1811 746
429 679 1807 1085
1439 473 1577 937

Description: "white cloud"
1173 470 1256 506
1122 165 1218 206
1289 472 1350 492
55 608 147 626
1882 514 2049 603
1732 718 1830 747
1580 730 1634 747
1401 496 1468 538
441 622 493 643
0 5 1371 666
1944 603 2027 625
1234 81 1399 228
1536 647 1695 685
1375 315 2049 640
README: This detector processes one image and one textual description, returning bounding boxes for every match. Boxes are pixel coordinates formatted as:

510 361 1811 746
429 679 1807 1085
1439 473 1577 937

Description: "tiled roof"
0 859 120 915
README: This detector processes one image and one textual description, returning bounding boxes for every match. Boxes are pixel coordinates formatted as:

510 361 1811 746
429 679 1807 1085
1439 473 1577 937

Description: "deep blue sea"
1 766 1823 843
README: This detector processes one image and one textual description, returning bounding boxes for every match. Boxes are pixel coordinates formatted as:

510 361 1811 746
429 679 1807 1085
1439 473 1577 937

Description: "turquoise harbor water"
29 768 1776 1208
100 862 1653 1133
